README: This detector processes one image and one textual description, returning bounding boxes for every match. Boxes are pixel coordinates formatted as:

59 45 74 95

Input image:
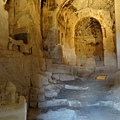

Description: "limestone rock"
38 99 68 108
47 64 71 74
0 81 16 104
38 108 77 120
65 85 89 90
30 101 38 108
31 74 49 88
0 82 27 120
68 100 82 107
52 73 60 80
44 84 61 98
59 74 75 81
45 71 52 80
38 93 45 102
85 57 96 68
114 102 120 111
114 71 120 85
30 87 39 94
39 58 46 71
50 44 63 64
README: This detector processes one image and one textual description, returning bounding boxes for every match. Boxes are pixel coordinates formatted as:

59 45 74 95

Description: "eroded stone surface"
38 108 77 120
0 81 27 120
44 84 62 98
0 0 120 120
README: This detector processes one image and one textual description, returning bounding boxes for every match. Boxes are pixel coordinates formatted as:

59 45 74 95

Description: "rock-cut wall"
0 0 43 98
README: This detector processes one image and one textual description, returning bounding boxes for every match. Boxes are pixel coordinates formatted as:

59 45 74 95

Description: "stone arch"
74 17 104 67
73 8 113 46
73 8 116 67
57 3 116 67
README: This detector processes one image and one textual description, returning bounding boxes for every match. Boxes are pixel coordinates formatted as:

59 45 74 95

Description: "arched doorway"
74 17 104 67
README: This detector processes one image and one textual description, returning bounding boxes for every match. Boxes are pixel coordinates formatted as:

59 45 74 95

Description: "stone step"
46 58 94 77
38 99 82 108
27 108 87 120
38 99 115 109
65 84 89 90
37 108 77 120
28 100 120 120
47 63 72 74
96 66 117 73
29 87 45 108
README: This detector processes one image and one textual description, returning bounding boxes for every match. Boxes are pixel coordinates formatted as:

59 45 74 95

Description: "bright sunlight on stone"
96 75 107 80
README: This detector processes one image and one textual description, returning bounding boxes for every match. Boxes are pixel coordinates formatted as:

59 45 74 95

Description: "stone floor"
28 70 120 120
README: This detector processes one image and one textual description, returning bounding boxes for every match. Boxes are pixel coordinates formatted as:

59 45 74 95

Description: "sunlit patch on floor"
96 75 107 80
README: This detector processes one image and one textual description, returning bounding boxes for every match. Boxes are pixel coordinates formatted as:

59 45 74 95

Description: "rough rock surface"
0 81 27 120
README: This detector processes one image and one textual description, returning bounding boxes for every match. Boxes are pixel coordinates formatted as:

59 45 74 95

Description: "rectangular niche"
14 33 28 44
96 75 107 80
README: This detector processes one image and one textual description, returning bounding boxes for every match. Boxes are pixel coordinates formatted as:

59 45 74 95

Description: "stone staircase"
28 58 96 120
27 71 120 120
29 61 80 106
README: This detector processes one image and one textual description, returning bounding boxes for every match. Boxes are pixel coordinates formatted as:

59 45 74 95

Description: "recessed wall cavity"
75 17 104 67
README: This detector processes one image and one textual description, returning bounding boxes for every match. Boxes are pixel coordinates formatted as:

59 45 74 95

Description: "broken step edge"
65 85 89 90
38 99 82 108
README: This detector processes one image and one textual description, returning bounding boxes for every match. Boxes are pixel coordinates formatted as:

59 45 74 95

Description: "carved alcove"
5 0 32 54
75 17 104 67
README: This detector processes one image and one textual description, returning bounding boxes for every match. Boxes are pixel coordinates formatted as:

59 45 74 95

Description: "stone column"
115 0 120 69
0 0 9 49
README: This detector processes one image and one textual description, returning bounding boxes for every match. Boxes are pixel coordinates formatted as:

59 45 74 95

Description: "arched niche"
57 4 116 68
73 9 116 68
75 17 104 67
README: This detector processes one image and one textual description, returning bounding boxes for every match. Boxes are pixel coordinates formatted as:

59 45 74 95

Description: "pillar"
115 0 120 69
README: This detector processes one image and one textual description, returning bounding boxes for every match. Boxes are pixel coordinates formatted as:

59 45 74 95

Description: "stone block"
21 45 32 54
31 74 49 88
52 73 60 80
0 82 27 120
38 93 45 102
30 94 38 102
115 71 120 85
30 101 38 108
46 58 52 65
2 81 16 104
50 45 63 64
47 64 71 74
59 74 75 81
45 71 52 80
39 58 46 71
43 50 51 59
30 87 39 94
65 85 89 90
114 102 120 111
85 58 96 68
69 67 75 76
68 100 82 107
38 99 68 108
32 57 40 69
77 68 86 77
44 84 61 98
38 108 77 120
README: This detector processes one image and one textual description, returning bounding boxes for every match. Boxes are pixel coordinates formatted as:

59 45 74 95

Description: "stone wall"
0 0 118 114
55 0 116 68
0 0 9 49
0 0 43 98
0 81 27 120
8 0 42 56
115 0 120 69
